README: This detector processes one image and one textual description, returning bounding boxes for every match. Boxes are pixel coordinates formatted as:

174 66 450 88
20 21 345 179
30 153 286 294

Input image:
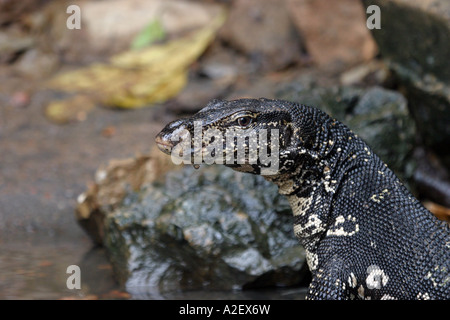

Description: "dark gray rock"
392 64 450 161
103 165 307 295
347 87 416 181
362 0 450 160
362 0 450 82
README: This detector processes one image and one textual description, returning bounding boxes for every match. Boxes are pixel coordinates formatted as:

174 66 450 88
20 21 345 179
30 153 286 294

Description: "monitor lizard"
155 98 450 300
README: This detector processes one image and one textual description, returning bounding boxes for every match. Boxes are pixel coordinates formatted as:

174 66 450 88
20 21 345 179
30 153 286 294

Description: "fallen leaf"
423 201 450 222
45 9 226 116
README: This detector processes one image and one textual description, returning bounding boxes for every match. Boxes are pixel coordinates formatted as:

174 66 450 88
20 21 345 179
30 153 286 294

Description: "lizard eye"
237 116 252 127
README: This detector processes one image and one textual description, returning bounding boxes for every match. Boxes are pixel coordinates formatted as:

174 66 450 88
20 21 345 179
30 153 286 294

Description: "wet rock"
362 0 450 160
362 0 450 82
219 0 304 72
347 87 416 180
104 166 306 294
77 151 307 294
277 82 416 186
393 64 450 162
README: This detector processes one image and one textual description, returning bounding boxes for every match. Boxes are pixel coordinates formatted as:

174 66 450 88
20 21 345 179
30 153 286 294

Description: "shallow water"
0 234 306 300
0 236 117 299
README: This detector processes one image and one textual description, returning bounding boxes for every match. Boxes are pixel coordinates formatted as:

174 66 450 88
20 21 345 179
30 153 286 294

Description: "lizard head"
155 98 321 176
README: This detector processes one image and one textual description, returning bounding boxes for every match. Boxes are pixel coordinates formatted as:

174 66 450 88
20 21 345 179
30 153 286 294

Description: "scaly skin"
155 98 450 300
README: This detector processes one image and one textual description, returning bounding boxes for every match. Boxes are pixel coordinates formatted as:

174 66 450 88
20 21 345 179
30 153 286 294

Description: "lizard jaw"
155 133 175 155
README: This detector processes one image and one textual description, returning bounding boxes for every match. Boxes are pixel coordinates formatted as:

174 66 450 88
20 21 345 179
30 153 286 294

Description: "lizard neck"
263 152 336 270
264 121 358 271
271 164 336 269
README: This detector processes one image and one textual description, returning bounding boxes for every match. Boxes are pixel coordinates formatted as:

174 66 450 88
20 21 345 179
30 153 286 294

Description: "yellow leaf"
111 9 226 70
105 70 188 108
45 9 226 111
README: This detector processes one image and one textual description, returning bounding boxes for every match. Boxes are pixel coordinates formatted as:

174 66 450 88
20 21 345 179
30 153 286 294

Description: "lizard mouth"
155 130 200 158
155 133 175 155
